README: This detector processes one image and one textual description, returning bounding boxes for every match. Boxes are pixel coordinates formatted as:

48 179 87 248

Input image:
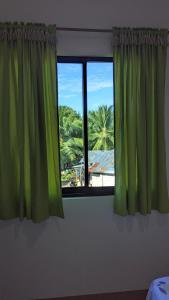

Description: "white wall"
1 198 169 300
1 1 169 299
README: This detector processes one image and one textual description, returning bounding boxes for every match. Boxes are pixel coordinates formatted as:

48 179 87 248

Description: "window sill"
62 186 114 198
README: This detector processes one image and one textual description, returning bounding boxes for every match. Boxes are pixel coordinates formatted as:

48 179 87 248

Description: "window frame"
57 56 115 197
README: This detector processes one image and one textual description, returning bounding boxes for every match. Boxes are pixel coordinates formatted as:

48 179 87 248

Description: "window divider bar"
83 62 89 187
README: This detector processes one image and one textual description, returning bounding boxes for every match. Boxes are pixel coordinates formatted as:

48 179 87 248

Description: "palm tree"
58 105 114 169
58 106 83 167
88 105 114 150
58 106 82 142
63 138 83 164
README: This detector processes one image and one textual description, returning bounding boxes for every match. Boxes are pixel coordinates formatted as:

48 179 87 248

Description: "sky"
57 62 114 115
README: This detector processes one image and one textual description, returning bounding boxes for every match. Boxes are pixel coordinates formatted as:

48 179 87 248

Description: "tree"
59 106 82 142
58 105 114 171
88 105 114 150
63 138 83 163
58 106 83 168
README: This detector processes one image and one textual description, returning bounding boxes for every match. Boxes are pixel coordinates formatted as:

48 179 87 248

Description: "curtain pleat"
113 28 169 215
0 23 63 222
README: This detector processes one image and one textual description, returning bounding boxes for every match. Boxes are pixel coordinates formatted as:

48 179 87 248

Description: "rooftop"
79 150 114 175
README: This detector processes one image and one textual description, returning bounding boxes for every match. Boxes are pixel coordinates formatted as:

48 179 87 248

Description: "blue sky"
57 62 114 115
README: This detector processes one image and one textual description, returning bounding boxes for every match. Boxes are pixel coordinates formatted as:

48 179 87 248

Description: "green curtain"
0 23 63 222
113 28 169 215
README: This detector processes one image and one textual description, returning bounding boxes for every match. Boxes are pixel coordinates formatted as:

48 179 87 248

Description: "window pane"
57 63 84 187
87 62 114 187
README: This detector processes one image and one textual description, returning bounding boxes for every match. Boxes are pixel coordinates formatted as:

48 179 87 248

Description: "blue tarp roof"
80 150 114 174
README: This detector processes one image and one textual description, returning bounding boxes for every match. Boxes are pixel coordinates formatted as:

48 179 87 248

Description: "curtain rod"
56 27 113 33
56 26 169 34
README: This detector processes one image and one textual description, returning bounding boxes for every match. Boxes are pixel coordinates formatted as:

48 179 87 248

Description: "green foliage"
61 170 75 181
58 106 83 168
61 169 78 187
59 106 82 141
58 105 114 170
88 105 114 150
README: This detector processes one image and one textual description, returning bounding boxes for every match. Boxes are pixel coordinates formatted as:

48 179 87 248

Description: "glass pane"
57 63 84 187
87 62 114 187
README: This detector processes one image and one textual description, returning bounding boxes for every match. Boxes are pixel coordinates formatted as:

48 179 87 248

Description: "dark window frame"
57 56 115 197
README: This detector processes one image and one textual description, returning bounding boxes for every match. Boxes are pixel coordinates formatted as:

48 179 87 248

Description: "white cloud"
58 77 113 95
58 76 82 94
58 65 113 96
58 93 78 100
87 79 113 92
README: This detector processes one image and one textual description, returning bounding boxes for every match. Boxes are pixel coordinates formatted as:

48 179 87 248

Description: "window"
57 57 114 197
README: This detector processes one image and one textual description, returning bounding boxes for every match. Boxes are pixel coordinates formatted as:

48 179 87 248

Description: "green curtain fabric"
0 23 63 222
113 28 169 215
